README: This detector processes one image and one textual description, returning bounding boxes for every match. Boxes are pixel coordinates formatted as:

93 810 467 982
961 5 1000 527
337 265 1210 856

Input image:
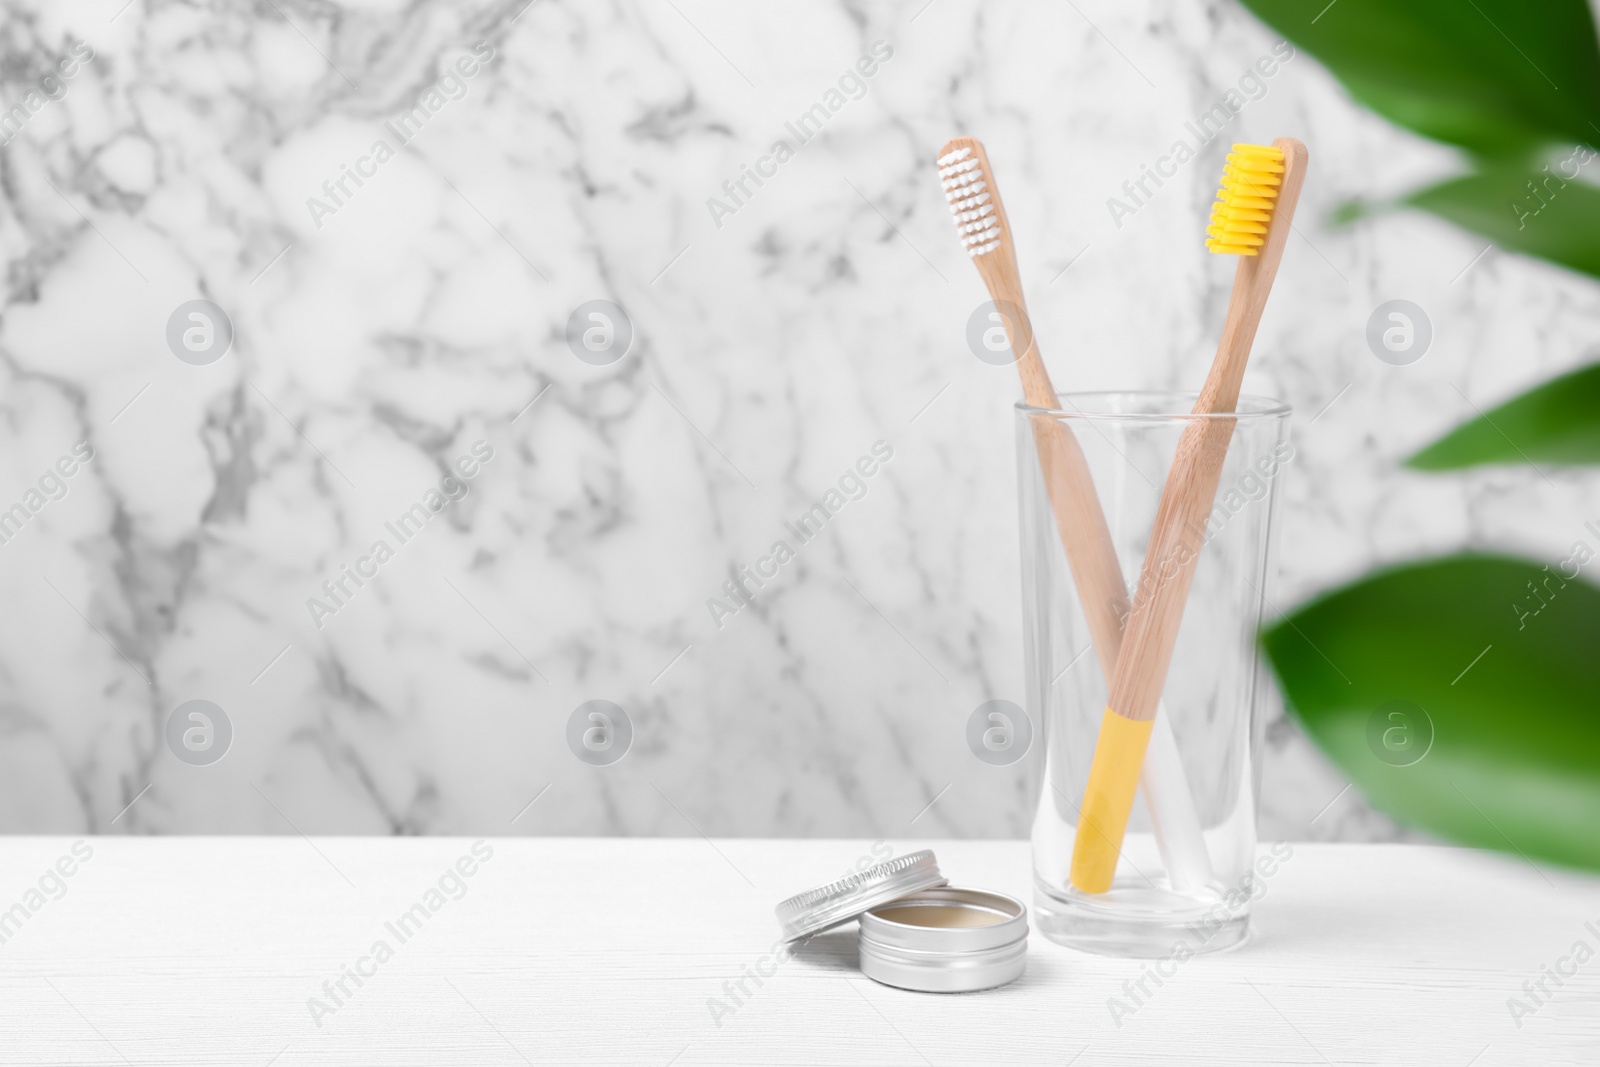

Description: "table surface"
0 837 1595 1065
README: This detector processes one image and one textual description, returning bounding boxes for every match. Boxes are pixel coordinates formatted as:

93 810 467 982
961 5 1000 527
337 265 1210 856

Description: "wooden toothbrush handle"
994 293 1132 679
1069 416 1234 893
1110 137 1307 722
1031 421 1132 676
1107 414 1236 716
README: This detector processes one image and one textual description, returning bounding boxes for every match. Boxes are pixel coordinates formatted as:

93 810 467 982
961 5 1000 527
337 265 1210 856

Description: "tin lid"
775 849 947 941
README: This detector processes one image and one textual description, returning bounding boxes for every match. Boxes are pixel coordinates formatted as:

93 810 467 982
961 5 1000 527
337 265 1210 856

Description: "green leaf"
1262 554 1600 871
1236 0 1600 155
1407 163 1600 281
1408 362 1600 469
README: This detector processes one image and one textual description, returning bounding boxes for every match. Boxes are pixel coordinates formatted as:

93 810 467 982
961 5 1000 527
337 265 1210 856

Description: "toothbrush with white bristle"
937 137 1213 894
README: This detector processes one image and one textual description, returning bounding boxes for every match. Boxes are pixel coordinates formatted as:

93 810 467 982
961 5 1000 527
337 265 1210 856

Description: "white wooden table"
0 838 1594 1064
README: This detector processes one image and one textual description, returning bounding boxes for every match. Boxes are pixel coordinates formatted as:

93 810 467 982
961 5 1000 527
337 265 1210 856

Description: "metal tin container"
858 886 1028 993
775 851 1028 993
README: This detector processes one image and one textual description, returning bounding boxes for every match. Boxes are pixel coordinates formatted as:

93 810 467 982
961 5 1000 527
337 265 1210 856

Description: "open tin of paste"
775 850 1028 993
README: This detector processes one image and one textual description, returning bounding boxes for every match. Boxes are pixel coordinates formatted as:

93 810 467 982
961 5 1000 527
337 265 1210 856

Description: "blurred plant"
1236 0 1600 869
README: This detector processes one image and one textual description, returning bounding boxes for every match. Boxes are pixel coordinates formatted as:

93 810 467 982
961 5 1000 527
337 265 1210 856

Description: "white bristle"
938 145 1002 257
937 159 980 179
945 182 988 207
948 192 990 216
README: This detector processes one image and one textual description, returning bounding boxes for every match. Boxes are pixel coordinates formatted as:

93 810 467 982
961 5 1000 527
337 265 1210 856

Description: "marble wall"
1 0 1596 840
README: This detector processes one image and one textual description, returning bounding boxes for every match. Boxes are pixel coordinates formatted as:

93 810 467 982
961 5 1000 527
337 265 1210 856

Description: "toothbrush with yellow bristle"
1070 139 1308 895
938 137 1215 895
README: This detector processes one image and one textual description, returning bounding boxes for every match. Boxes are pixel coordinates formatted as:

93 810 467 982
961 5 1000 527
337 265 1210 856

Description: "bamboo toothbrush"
1070 139 1309 895
938 137 1212 892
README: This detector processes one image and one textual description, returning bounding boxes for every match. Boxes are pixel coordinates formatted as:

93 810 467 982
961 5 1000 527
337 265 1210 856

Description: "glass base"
1033 877 1250 958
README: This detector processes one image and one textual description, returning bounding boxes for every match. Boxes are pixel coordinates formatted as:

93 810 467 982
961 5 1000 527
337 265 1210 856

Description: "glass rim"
1014 389 1291 421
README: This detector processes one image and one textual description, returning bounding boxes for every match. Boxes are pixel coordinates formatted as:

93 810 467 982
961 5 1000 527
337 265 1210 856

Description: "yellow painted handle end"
1070 708 1156 894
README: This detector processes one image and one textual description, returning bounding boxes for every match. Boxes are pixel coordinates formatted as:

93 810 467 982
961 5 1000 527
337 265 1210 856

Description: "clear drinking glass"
1019 391 1291 957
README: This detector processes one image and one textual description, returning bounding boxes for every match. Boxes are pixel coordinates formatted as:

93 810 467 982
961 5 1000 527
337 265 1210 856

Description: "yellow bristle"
1204 143 1285 255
